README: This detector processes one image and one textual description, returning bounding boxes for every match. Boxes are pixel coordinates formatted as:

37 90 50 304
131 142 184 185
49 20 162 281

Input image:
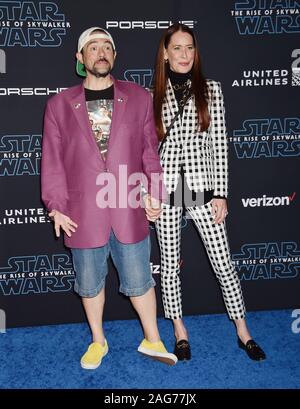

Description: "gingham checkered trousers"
155 79 246 320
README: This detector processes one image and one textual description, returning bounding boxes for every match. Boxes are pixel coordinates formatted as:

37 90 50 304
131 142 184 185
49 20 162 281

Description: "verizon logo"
242 193 296 207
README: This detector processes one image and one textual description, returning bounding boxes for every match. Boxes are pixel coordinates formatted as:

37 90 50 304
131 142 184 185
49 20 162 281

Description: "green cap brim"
76 60 86 77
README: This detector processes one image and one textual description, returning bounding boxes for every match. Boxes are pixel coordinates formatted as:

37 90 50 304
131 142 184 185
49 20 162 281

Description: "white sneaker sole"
80 347 109 370
138 346 178 365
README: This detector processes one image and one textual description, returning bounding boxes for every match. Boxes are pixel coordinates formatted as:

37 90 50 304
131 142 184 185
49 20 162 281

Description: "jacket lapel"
164 79 178 119
163 79 197 145
106 77 128 157
69 78 128 165
163 79 181 142
69 84 104 165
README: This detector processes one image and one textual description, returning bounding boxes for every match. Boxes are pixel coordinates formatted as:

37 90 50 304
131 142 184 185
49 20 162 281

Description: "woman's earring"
164 59 168 64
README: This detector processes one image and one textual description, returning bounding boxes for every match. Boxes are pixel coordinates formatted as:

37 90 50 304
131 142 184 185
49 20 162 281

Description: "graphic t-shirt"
85 85 114 161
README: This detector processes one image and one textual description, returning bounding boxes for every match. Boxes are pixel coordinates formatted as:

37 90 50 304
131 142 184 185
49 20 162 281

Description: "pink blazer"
41 77 165 248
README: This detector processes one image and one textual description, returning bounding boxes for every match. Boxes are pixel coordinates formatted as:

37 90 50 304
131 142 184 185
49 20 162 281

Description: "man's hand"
143 194 162 222
48 209 78 237
211 198 228 224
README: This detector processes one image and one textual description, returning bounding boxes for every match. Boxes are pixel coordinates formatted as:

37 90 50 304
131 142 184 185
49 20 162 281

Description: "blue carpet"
0 309 299 389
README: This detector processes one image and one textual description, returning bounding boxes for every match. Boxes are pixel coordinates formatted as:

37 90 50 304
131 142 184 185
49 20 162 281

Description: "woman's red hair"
153 23 210 141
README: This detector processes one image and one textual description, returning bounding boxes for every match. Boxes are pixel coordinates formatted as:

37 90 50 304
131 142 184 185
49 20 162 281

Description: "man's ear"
76 52 83 64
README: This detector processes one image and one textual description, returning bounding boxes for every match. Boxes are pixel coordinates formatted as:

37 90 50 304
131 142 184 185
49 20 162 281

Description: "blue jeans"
70 230 155 297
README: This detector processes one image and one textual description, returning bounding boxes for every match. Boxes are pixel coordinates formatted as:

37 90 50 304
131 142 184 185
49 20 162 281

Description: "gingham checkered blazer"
159 79 228 198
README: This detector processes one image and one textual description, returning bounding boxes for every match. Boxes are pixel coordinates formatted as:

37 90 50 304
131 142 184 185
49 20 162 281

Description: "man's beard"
86 61 112 78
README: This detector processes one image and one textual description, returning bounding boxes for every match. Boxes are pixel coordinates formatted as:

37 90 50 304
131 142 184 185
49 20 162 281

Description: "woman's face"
164 30 195 74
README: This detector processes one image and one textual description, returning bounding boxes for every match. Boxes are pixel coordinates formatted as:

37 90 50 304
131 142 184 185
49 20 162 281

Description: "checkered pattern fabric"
155 202 246 320
159 79 228 197
155 79 245 320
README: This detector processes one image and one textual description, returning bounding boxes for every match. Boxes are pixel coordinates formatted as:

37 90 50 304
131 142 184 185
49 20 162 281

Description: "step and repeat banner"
0 0 299 327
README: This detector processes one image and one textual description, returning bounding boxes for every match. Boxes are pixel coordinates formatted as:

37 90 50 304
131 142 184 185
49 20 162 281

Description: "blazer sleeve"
211 81 228 198
41 100 69 214
142 91 167 202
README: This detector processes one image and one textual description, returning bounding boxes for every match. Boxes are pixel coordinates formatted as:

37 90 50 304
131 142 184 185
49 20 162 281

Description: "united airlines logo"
0 134 42 176
229 118 300 159
232 241 300 280
232 68 289 87
231 0 300 35
0 254 74 295
232 49 300 87
0 208 51 226
0 1 71 47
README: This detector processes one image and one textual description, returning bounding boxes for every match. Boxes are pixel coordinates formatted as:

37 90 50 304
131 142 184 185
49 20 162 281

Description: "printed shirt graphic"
85 86 114 161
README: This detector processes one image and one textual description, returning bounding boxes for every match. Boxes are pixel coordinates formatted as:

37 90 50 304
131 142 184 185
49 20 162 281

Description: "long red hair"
153 23 210 141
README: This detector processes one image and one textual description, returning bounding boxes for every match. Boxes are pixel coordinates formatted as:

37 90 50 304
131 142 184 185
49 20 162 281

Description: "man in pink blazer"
41 27 177 369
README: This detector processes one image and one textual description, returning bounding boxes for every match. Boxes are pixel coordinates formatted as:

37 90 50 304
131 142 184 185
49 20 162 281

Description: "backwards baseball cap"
76 27 116 77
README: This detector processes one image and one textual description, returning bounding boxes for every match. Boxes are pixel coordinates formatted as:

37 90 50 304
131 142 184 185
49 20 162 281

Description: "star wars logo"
0 1 70 47
230 117 300 159
232 241 300 280
124 69 154 89
0 134 42 176
0 254 74 295
231 0 300 35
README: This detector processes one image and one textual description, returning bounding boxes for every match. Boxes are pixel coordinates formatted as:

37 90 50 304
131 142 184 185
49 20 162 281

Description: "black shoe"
174 339 191 361
238 338 266 361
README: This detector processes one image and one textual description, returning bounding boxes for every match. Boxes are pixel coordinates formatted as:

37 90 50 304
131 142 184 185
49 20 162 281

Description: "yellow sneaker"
138 339 177 365
80 340 108 370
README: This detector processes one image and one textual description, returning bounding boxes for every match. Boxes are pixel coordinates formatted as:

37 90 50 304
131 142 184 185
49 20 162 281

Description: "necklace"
178 83 192 107
172 80 190 91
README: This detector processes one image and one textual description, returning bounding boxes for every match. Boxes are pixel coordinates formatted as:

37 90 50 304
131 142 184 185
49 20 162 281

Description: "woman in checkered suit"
153 23 265 361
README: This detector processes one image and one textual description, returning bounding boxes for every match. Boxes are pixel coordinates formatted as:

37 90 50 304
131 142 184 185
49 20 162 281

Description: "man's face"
77 37 116 78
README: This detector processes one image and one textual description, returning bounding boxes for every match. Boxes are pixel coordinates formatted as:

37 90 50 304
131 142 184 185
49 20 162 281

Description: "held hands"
48 209 78 238
143 194 162 222
211 198 228 224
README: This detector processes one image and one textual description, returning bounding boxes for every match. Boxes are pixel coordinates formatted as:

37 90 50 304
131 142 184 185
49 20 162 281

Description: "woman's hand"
211 198 228 224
